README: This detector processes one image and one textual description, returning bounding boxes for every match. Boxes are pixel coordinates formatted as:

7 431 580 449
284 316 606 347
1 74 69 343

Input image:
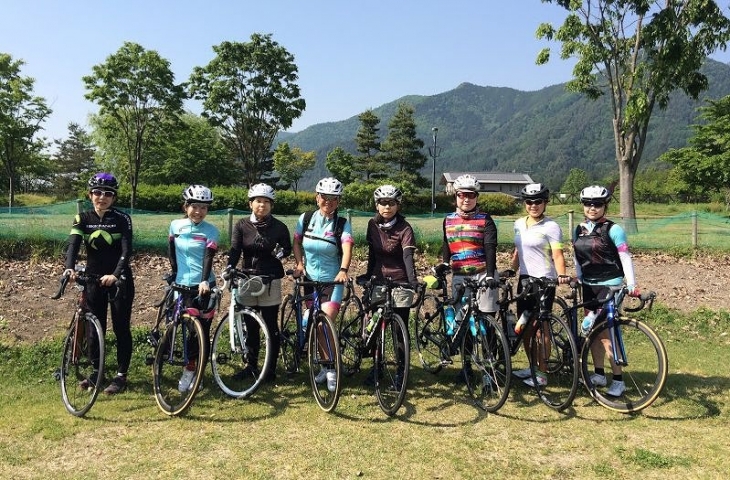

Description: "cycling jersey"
65 208 133 278
169 218 219 286
441 211 497 276
294 210 353 282
513 215 563 279
573 219 625 285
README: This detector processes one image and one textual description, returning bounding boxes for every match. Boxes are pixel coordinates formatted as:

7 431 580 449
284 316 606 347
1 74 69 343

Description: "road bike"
557 281 667 413
279 271 342 412
210 267 272 399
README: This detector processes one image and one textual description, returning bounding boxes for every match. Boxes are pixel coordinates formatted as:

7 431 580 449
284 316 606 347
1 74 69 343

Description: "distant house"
442 172 535 197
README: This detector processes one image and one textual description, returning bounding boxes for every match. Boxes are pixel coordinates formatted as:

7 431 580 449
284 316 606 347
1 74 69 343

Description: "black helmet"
520 183 549 200
88 172 119 192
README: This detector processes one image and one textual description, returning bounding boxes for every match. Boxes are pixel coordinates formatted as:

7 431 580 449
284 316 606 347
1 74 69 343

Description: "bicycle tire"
308 312 342 413
336 293 365 376
374 313 410 416
152 314 206 416
279 294 301 374
60 312 105 417
461 314 511 413
211 309 271 398
528 314 579 411
414 293 448 374
580 318 668 413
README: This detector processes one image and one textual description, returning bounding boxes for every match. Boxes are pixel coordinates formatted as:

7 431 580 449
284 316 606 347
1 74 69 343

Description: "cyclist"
510 183 570 386
358 184 417 388
169 184 219 393
225 183 292 383
293 177 353 391
63 172 134 395
441 174 499 382
572 185 640 397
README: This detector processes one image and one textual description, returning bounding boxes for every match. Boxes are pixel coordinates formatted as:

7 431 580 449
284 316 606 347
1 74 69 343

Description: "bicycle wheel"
461 314 511 413
337 294 365 376
580 318 668 413
527 314 579 411
414 293 447 374
279 294 300 374
152 315 206 416
211 309 271 398
308 312 342 413
374 313 410 416
60 312 105 417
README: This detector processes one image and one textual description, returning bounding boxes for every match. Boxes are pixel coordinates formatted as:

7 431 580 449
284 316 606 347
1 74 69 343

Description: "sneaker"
178 369 196 392
326 370 337 392
606 380 625 397
103 375 127 395
588 373 608 387
314 366 328 384
523 372 548 387
512 368 532 379
79 372 102 390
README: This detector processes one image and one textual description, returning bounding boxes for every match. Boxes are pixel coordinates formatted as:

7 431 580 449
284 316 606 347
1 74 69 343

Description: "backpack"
302 210 347 259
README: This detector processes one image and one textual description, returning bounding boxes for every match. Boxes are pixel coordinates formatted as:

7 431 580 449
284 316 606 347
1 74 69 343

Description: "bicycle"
496 270 579 411
279 270 342 412
210 267 272 399
414 264 511 412
51 265 117 417
557 281 667 413
147 275 216 416
334 278 366 377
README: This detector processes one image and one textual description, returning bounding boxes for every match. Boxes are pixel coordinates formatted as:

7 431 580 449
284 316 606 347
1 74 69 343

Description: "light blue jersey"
169 218 219 286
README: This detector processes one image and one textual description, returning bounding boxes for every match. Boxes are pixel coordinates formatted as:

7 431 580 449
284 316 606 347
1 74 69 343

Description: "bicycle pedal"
440 358 453 366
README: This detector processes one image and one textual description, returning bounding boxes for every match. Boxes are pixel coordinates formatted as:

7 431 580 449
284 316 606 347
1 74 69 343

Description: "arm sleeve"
168 223 178 274
402 223 418 285
112 213 133 278
610 224 636 287
483 215 498 276
365 220 375 277
441 218 450 263
571 227 583 281
202 246 216 283
64 235 82 270
227 221 243 268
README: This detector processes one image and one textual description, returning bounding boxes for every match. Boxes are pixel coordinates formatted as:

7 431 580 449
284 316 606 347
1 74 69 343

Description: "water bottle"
468 314 477 335
302 308 310 330
365 308 382 337
506 310 518 340
444 305 456 336
581 310 598 336
514 310 530 335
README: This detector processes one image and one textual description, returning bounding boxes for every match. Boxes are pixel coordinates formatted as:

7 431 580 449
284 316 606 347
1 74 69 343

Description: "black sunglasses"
582 201 605 208
377 199 397 207
456 191 477 199
524 199 545 206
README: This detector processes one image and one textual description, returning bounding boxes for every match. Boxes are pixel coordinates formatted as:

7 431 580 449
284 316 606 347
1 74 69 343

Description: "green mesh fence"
1 202 728 253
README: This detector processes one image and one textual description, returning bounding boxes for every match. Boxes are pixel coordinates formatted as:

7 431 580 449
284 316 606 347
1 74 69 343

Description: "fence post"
691 211 698 249
567 210 574 241
227 208 234 243
76 199 84 215
347 208 352 225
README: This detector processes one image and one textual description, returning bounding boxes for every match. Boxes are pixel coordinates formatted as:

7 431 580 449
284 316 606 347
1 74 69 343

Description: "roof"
441 172 534 185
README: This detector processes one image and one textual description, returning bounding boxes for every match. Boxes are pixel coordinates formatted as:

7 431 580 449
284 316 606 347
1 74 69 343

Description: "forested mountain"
279 59 730 190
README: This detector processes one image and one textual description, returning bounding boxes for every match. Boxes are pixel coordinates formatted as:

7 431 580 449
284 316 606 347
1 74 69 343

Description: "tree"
537 0 730 230
189 34 306 188
83 41 186 208
52 123 97 196
273 142 315 194
0 53 51 207
325 146 358 185
354 109 387 180
560 167 590 194
380 102 428 185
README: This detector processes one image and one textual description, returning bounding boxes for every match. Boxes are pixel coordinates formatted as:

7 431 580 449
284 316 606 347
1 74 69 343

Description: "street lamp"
428 127 442 216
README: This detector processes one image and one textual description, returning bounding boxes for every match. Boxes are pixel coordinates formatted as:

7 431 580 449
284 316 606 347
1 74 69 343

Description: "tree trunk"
618 158 637 234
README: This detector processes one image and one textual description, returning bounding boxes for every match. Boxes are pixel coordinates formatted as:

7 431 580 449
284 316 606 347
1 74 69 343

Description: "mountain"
280 59 730 190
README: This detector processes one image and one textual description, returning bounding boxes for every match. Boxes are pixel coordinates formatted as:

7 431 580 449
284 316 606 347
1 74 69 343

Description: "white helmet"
580 185 611 203
453 174 479 193
315 177 344 195
248 183 276 201
182 184 213 204
373 184 403 203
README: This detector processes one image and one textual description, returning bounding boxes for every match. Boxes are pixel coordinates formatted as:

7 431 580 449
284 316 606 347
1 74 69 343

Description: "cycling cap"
248 183 276 201
373 184 403 203
453 174 479 192
88 172 119 192
182 184 214 204
315 177 344 195
521 183 550 200
580 185 611 203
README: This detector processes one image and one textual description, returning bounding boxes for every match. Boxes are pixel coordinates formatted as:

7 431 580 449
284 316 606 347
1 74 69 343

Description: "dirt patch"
1 251 728 345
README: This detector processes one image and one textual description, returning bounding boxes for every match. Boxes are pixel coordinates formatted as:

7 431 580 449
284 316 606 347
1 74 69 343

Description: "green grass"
1 304 729 479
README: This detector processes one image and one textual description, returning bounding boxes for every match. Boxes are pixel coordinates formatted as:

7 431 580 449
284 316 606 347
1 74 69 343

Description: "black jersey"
65 208 133 278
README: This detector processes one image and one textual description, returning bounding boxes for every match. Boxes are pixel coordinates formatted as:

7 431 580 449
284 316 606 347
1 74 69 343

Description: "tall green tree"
537 0 730 230
83 41 186 208
52 122 96 196
354 109 387 180
189 34 306 188
0 53 51 206
325 146 358 185
273 142 315 194
560 167 590 194
381 102 427 185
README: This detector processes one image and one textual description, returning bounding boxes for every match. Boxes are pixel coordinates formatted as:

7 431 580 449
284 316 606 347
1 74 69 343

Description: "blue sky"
3 0 730 142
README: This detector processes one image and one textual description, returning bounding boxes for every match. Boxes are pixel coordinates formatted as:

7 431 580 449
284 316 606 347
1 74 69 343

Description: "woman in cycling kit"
64 172 134 395
226 183 292 383
169 184 219 393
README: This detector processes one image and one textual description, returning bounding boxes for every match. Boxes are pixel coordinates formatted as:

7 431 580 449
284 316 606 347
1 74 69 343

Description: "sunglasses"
91 189 115 198
320 194 340 202
377 199 397 207
582 201 605 208
524 199 545 206
456 191 477 200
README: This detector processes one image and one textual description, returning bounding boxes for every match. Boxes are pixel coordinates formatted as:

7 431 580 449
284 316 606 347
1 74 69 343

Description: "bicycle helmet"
315 177 344 195
182 184 214 204
248 183 276 201
87 172 119 192
520 183 550 200
373 184 403 203
453 174 480 193
580 185 611 203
